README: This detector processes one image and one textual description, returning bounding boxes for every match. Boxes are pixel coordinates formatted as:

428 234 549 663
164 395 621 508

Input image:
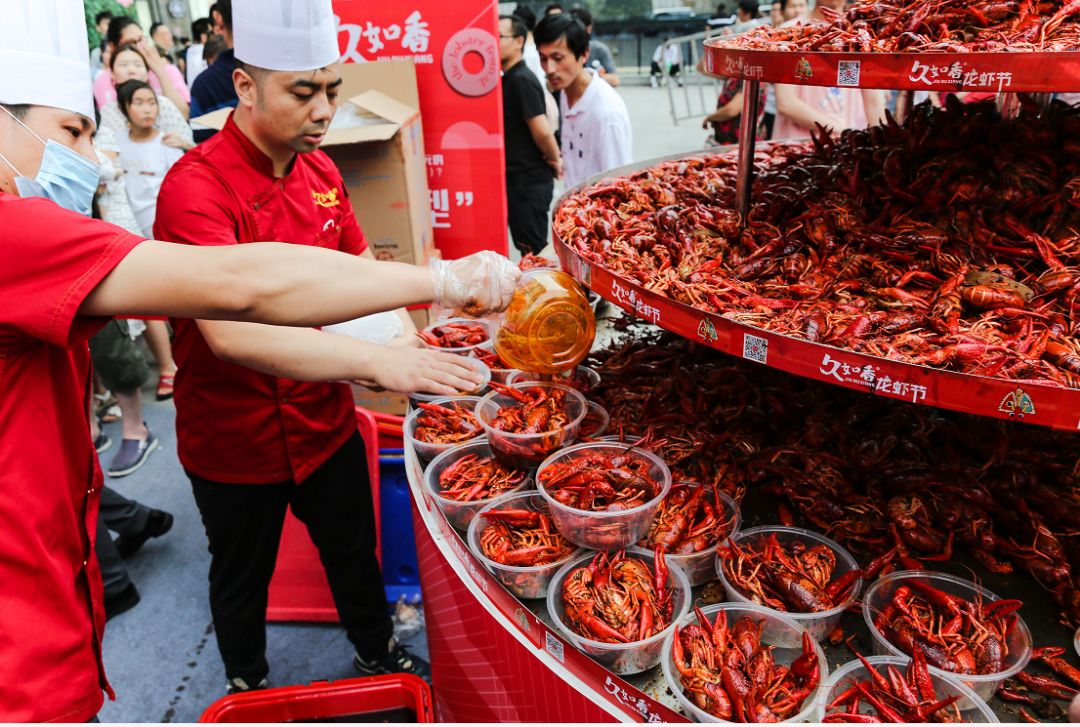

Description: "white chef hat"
0 0 95 122
233 0 341 72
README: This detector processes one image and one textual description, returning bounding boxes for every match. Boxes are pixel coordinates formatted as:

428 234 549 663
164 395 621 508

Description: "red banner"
334 1 507 259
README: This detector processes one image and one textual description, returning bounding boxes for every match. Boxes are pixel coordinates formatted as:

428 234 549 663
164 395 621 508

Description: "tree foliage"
83 0 137 49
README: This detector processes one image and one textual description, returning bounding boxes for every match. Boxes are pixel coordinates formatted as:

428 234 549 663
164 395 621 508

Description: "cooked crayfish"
824 649 963 723
671 608 820 721
478 508 576 566
519 253 559 271
538 447 663 512
417 321 488 349
719 533 860 612
412 401 481 445
437 453 526 502
487 382 573 434
640 483 735 554
872 579 1021 675
561 547 673 643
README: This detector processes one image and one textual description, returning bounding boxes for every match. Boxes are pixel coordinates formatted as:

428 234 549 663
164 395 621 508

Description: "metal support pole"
894 89 916 123
735 80 761 223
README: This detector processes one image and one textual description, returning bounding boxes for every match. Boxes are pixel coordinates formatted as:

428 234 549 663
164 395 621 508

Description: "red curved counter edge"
551 238 1080 431
703 43 1080 93
404 444 688 723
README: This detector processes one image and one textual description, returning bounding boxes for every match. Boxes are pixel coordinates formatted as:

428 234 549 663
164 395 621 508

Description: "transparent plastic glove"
429 251 521 316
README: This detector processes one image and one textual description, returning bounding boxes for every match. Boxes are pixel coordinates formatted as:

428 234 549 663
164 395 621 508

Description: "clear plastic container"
815 655 998 723
861 570 1032 702
468 342 516 384
422 441 533 531
1075 625 1080 660
660 602 828 723
474 381 587 469
644 483 741 587
716 525 861 643
418 316 494 354
536 442 672 551
466 491 583 600
506 365 602 394
495 269 596 374
547 546 691 675
404 396 485 464
408 357 491 408
579 401 610 439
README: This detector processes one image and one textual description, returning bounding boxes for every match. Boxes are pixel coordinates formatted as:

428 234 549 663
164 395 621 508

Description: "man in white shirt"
534 13 632 188
186 17 212 86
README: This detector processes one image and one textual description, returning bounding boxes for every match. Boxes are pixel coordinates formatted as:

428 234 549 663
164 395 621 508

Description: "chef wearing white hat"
0 0 515 718
153 0 435 695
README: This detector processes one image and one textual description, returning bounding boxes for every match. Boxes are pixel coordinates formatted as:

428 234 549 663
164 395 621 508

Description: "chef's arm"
79 240 517 324
357 247 420 348
195 320 474 394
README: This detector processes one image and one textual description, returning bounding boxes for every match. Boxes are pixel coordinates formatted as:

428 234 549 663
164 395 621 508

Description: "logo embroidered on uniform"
312 187 341 207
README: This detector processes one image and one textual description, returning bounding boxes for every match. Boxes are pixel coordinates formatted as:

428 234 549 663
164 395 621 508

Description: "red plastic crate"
199 674 433 723
372 411 405 450
266 408 382 622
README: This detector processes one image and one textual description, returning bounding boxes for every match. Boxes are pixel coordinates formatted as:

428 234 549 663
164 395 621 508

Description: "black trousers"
507 179 554 255
95 486 152 596
189 431 391 682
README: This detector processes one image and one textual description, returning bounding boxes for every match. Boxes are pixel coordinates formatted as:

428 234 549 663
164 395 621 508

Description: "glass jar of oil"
495 269 596 374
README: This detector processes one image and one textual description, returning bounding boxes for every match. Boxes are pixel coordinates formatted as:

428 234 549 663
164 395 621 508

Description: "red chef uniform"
0 193 144 722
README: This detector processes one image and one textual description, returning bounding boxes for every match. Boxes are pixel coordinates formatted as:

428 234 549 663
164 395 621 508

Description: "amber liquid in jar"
495 270 596 375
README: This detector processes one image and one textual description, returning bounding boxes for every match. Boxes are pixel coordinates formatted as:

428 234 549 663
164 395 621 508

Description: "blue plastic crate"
379 449 421 603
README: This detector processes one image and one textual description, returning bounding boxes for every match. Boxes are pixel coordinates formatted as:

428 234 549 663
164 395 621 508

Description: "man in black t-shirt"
500 14 562 255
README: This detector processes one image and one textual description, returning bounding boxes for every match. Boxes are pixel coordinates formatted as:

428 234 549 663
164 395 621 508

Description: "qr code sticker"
837 61 861 87
743 334 768 364
545 631 565 663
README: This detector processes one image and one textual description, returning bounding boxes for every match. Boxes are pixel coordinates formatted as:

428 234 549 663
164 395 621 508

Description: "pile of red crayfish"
579 404 608 439
478 508 576 566
471 346 509 370
412 401 481 445
640 483 735 554
873 578 1020 674
558 100 1080 388
418 321 488 349
519 253 559 271
1000 645 1080 711
824 650 963 723
561 547 673 643
672 609 820 721
437 453 526 502
538 448 664 512
721 0 1080 53
486 382 573 434
588 331 1080 625
720 533 860 612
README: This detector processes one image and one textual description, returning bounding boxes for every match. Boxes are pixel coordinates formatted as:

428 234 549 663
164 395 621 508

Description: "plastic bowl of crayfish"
506 365 602 395
474 381 588 469
814 655 997 723
716 525 862 643
535 442 673 551
404 396 485 464
639 482 741 587
417 316 495 354
408 356 492 408
422 440 533 531
862 570 1032 702
660 602 829 723
468 343 517 384
466 491 584 600
547 546 691 675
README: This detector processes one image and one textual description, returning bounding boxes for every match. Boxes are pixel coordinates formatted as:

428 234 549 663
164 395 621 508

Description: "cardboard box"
191 60 433 266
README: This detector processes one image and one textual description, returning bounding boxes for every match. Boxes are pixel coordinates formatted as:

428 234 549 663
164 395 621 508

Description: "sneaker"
650 76 658 88
94 390 117 417
226 677 269 695
108 427 159 477
94 433 113 454
115 508 174 558
104 582 141 621
99 403 122 424
354 639 431 683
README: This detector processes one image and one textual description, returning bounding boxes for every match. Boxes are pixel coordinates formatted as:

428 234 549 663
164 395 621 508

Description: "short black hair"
544 3 564 16
116 79 154 120
109 43 146 71
209 0 232 31
569 5 592 27
106 16 139 48
499 14 528 41
0 104 30 120
534 12 589 57
191 17 212 41
513 4 537 31
738 0 760 15
204 35 228 64
95 11 113 25
149 22 165 36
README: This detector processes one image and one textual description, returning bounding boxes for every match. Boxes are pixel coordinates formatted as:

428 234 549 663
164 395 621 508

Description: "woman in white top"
98 44 193 152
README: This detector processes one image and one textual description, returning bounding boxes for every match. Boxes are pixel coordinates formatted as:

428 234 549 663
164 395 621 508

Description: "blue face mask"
0 106 100 217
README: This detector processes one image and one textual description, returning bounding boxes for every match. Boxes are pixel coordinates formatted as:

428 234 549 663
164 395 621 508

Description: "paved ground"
96 76 700 723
